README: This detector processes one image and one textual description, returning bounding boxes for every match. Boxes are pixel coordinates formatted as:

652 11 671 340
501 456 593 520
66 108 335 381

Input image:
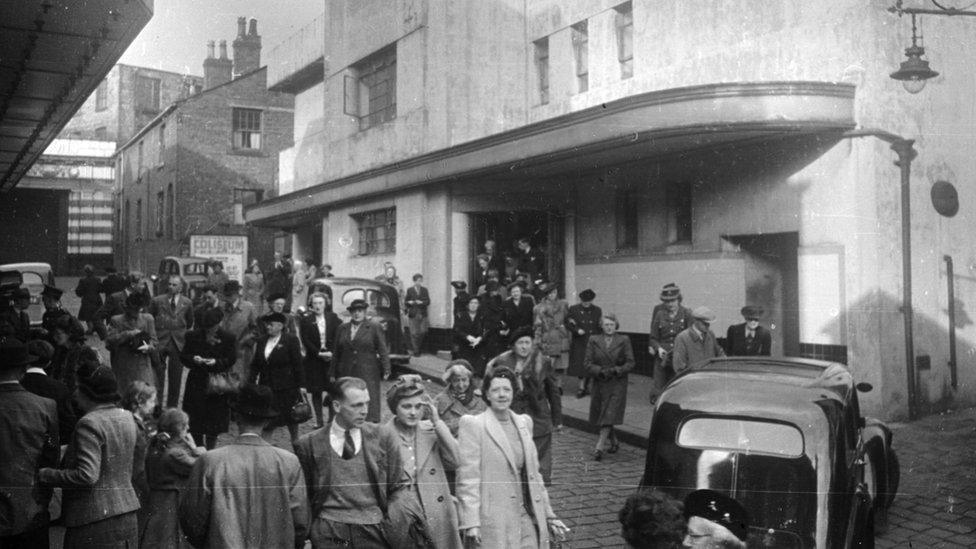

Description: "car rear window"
20 272 44 290
677 418 804 458
337 288 391 311
184 263 209 276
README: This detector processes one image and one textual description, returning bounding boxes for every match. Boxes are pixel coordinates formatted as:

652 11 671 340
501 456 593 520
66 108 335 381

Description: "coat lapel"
485 410 518 474
415 425 435 470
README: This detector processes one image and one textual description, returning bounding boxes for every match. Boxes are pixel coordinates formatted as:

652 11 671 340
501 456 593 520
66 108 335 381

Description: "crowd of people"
0 243 775 548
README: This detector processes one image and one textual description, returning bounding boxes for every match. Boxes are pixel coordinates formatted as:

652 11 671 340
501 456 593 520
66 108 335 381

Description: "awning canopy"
0 0 152 191
247 81 856 229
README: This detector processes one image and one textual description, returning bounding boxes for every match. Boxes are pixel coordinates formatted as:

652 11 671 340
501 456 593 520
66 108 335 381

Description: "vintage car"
0 262 56 325
307 277 410 364
640 357 898 549
152 256 212 301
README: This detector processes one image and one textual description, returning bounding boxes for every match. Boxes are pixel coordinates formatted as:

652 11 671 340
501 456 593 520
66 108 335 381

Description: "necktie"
171 297 177 311
342 429 355 459
746 330 754 339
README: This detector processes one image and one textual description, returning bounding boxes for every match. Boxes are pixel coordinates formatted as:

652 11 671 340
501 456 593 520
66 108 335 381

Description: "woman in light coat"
457 367 569 548
380 374 462 549
584 313 635 461
290 260 308 313
533 282 569 381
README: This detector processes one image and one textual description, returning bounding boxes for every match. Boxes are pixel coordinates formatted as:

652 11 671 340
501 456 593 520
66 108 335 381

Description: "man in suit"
333 300 391 423
21 339 76 443
294 377 389 549
0 338 59 549
482 239 505 278
404 273 430 357
95 273 147 327
725 305 772 356
149 275 195 407
180 384 309 548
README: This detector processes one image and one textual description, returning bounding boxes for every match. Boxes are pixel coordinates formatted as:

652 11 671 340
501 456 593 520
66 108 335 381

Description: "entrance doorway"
723 232 799 356
469 211 564 291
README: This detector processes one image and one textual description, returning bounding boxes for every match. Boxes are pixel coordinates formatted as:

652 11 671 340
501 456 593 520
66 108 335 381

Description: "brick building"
60 64 203 145
114 18 294 276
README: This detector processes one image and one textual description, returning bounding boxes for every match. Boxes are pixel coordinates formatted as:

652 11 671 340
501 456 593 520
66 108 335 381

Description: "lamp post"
843 129 918 420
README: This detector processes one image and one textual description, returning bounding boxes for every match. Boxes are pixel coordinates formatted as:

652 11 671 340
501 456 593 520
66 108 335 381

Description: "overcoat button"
430 468 436 475
437 496 444 502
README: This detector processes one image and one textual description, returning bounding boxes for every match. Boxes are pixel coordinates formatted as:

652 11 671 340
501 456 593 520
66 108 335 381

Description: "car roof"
0 262 52 273
163 256 211 263
660 357 853 422
310 277 397 291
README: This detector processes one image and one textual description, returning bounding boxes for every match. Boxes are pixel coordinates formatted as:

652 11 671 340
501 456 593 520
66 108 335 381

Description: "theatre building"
247 0 976 420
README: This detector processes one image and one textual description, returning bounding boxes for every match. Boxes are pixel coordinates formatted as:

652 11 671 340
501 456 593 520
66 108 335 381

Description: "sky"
119 0 325 76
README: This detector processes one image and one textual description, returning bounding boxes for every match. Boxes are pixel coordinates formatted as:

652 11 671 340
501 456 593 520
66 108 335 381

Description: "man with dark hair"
294 377 390 549
0 338 59 548
21 339 77 442
180 383 309 548
149 275 194 407
618 490 686 549
725 305 772 357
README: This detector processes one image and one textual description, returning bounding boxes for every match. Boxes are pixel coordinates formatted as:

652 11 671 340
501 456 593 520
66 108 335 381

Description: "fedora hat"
740 305 765 320
347 298 369 311
222 280 242 296
78 366 121 403
230 384 279 419
0 338 37 369
41 285 63 300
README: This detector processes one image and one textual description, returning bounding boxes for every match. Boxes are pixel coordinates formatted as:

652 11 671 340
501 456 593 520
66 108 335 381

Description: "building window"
344 45 397 130
233 189 263 225
95 79 108 111
615 186 639 250
615 2 634 79
232 108 262 150
94 126 107 139
534 38 550 105
135 199 143 239
354 207 396 256
135 75 161 114
155 191 165 237
158 123 166 165
666 181 692 244
572 21 589 93
167 183 175 238
124 199 130 240
137 141 144 175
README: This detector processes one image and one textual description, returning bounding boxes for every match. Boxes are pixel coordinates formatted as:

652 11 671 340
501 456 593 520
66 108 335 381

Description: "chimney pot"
219 40 228 59
237 17 246 37
207 40 215 58
248 18 257 36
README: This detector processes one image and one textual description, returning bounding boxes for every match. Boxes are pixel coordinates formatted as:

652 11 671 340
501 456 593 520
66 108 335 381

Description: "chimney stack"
203 39 233 90
232 17 261 78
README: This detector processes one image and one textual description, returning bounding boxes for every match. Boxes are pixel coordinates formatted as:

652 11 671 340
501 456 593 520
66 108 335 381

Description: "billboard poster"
189 234 248 283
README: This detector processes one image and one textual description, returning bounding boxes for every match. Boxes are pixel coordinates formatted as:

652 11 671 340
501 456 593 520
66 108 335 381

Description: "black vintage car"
307 277 410 365
640 357 898 548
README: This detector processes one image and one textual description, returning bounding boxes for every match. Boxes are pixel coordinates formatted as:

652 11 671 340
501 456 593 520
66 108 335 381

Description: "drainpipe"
944 255 958 389
842 128 918 420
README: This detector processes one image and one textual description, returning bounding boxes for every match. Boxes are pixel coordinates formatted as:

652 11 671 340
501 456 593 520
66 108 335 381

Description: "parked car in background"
307 277 410 364
152 256 212 302
0 262 55 325
640 357 898 549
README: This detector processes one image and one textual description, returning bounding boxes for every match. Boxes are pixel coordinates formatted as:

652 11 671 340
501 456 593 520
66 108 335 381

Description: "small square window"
135 75 161 114
354 207 396 255
534 38 550 105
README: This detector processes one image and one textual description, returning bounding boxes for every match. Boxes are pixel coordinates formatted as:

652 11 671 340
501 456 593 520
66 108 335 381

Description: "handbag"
290 394 313 424
206 371 241 395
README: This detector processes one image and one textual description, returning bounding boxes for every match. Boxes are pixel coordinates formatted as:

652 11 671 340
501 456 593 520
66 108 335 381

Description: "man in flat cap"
672 306 725 374
725 305 771 357
648 283 693 403
682 489 749 548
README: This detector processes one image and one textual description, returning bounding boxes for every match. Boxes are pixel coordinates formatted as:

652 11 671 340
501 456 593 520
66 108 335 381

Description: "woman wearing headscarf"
141 408 205 549
380 374 462 548
179 307 236 450
484 326 561 486
105 292 157 392
457 367 569 548
433 360 487 438
585 313 634 460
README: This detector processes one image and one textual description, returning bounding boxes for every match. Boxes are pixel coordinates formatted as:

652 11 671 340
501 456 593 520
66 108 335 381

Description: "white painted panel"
798 250 844 345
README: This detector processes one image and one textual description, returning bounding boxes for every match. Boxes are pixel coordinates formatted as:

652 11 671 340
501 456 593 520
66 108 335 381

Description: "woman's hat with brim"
509 325 535 346
450 280 468 291
26 339 54 366
41 285 64 300
222 280 242 296
261 311 288 325
579 289 596 302
740 305 765 320
462 293 480 305
659 283 681 302
537 281 557 295
0 338 37 369
266 292 287 303
347 298 369 311
683 489 750 542
78 366 121 403
229 384 279 419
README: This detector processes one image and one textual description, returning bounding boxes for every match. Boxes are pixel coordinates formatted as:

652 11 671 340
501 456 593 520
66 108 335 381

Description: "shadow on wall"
820 289 973 420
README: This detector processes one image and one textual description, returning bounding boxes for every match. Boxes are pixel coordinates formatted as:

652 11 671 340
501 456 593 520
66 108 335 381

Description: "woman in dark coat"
565 289 602 397
74 264 103 333
179 307 236 450
453 294 488 377
584 313 635 461
333 299 391 422
249 311 306 446
298 292 340 427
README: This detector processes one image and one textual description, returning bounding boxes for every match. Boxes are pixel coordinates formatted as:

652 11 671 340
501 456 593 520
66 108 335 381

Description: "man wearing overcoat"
672 307 725 373
333 300 391 423
149 275 194 406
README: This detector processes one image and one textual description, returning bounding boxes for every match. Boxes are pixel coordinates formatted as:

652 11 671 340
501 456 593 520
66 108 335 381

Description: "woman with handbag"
180 307 236 450
584 313 635 461
249 311 306 447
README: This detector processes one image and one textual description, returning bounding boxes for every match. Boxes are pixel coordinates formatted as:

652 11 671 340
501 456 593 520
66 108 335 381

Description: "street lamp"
889 14 938 94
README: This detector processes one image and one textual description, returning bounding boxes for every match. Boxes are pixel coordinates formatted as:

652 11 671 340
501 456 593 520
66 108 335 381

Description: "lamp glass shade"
902 79 927 94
